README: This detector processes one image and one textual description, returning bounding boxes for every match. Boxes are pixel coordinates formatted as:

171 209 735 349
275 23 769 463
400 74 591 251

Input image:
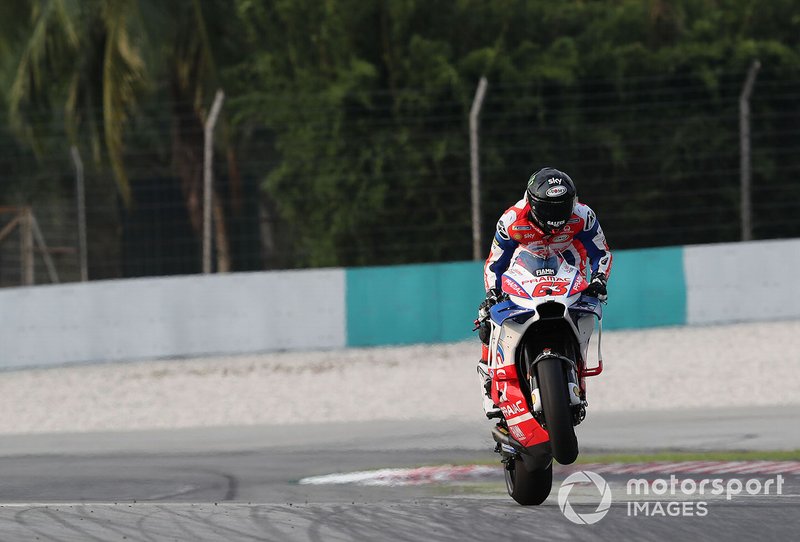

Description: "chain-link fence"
1 71 799 288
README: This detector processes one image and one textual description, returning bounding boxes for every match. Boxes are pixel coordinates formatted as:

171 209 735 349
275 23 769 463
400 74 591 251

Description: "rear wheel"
538 357 579 464
504 457 552 505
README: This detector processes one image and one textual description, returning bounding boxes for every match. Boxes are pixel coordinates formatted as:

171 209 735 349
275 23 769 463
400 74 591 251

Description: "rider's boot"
477 343 502 419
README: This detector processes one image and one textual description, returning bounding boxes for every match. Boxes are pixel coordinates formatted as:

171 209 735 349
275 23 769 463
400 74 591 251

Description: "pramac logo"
501 276 531 299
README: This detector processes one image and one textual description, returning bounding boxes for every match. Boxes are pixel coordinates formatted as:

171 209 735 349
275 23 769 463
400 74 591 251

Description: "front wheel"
504 457 552 505
538 356 579 464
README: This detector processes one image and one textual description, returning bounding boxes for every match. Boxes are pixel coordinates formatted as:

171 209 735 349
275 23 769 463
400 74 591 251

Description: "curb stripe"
298 465 498 486
298 461 800 487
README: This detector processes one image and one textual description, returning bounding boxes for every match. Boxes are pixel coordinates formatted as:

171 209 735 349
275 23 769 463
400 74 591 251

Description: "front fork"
527 351 586 426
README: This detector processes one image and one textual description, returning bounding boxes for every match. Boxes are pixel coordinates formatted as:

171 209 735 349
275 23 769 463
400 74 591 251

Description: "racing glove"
475 288 502 344
583 272 608 302
478 288 502 317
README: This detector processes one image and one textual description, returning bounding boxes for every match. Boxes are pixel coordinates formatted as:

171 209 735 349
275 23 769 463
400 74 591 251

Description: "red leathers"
484 197 612 293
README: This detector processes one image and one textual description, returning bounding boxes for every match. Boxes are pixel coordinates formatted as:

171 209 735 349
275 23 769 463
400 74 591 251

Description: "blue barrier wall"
346 261 485 346
603 246 686 330
345 246 688 346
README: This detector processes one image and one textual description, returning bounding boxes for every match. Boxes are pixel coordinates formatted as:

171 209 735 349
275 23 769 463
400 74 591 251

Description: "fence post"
20 207 34 285
70 146 88 281
470 77 488 261
740 60 760 242
203 89 226 274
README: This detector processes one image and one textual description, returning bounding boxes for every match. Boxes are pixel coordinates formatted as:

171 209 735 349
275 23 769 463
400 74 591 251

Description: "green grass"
431 449 800 469
575 449 800 464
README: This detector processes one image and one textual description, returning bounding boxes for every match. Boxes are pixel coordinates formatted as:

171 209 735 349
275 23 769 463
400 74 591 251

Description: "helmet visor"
530 197 575 230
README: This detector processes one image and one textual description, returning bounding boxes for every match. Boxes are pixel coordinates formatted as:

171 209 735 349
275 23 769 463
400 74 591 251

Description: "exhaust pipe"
492 425 554 471
491 426 525 453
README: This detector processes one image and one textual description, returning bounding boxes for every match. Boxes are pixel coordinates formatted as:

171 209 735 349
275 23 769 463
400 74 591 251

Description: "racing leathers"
476 196 612 417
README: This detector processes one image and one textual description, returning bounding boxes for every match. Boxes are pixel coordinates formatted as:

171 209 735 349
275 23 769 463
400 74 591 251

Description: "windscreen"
514 248 561 277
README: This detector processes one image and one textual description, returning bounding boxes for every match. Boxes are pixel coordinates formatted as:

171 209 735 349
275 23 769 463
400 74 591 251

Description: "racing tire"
538 356 579 464
504 457 552 506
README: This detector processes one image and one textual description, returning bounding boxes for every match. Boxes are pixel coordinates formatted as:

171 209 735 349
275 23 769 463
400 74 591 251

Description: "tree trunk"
171 96 205 235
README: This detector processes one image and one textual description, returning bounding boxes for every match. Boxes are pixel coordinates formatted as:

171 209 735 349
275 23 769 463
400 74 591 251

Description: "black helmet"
526 167 577 234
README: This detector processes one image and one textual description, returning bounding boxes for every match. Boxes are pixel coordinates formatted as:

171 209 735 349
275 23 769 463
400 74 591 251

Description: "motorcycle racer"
476 167 612 417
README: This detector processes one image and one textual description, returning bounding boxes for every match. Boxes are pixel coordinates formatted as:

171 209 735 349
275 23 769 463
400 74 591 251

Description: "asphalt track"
0 406 798 541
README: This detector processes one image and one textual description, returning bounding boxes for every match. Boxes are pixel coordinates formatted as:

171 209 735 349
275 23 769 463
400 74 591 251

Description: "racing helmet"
526 167 577 234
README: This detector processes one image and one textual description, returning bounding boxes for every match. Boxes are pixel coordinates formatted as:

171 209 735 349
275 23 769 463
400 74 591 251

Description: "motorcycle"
485 246 604 505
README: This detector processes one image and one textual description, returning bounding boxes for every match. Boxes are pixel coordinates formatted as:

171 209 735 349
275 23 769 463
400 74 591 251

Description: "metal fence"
1 70 799 288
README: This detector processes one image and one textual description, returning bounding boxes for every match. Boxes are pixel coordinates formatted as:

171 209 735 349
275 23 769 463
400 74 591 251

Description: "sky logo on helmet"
547 177 563 185
546 186 568 197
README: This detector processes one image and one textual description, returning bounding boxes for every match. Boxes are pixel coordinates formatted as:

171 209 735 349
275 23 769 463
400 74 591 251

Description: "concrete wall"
1 238 797 368
0 270 346 369
684 238 800 325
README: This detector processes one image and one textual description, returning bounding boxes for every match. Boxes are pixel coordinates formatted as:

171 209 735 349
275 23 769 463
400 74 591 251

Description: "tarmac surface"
0 405 798 541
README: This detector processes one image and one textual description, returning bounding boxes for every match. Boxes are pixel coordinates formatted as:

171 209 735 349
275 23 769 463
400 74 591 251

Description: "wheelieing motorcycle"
483 246 604 505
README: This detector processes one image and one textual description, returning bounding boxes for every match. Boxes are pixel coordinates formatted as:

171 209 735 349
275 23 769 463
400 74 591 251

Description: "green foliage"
3 0 800 272
5 0 150 206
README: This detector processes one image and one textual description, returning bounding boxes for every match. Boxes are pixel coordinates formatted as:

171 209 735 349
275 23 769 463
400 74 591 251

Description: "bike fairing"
488 295 603 327
483 197 613 292
486 249 596 429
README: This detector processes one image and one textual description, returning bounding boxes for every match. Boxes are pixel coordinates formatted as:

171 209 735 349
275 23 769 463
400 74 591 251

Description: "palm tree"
8 0 144 206
6 0 232 272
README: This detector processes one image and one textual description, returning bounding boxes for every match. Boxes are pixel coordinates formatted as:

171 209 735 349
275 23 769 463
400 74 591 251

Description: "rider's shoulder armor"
496 198 527 242
498 198 544 243
570 202 598 233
